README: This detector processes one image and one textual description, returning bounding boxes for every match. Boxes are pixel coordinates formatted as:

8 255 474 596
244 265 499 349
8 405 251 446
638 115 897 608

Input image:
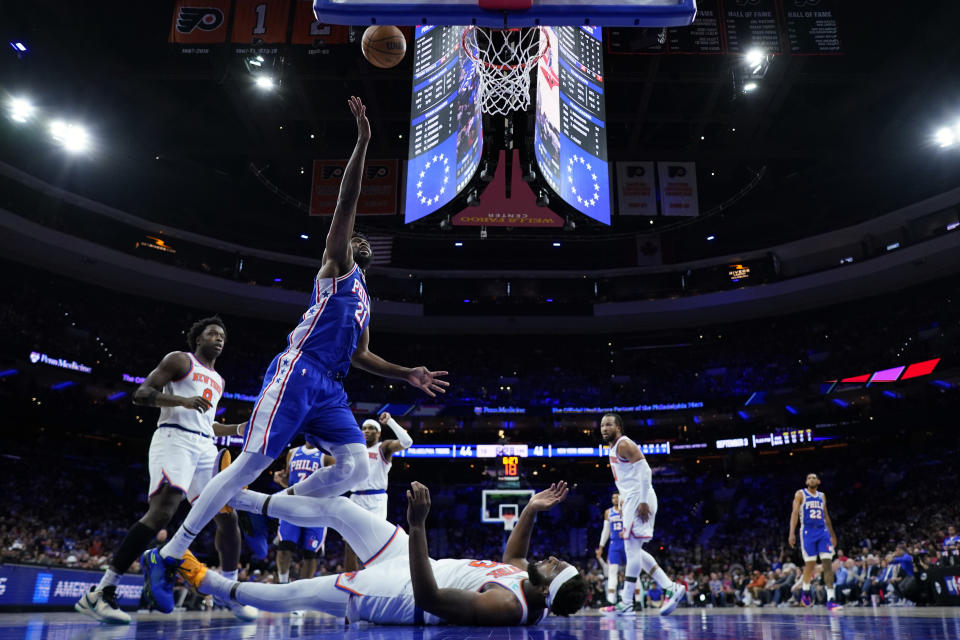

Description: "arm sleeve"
637 458 652 498
599 519 610 548
384 417 413 449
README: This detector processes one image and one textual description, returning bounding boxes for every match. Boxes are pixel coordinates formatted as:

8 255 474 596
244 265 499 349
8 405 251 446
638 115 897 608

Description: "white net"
462 26 548 115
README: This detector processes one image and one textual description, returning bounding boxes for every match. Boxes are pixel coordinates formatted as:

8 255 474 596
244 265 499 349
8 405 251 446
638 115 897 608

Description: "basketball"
361 26 407 69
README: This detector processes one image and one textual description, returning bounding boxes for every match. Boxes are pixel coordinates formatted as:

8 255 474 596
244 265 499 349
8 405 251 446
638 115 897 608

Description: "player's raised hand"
378 411 392 425
406 481 432 527
528 481 569 512
348 96 370 141
405 366 449 397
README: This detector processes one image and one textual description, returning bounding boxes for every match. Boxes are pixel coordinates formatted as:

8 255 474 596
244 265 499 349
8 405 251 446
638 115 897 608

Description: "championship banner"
169 0 231 46
310 160 399 216
231 0 292 44
616 162 657 216
656 161 699 217
451 150 564 228
291 0 349 46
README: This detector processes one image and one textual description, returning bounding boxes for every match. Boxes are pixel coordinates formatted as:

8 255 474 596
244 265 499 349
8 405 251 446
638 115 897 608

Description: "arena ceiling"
2 1 960 265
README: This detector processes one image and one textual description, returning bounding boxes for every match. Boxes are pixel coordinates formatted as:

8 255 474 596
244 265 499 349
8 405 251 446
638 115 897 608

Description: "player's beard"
527 561 547 586
355 250 372 270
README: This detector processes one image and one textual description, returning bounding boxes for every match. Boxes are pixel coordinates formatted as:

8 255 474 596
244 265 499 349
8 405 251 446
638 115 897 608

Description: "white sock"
222 569 238 581
210 574 349 617
200 570 235 601
826 587 835 600
802 582 810 592
279 572 290 584
621 577 638 604
161 452 271 559
97 568 120 590
650 566 672 590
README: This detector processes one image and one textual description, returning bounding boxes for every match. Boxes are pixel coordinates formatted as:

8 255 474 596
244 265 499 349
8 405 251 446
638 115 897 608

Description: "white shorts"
350 493 388 521
620 490 658 540
147 426 220 502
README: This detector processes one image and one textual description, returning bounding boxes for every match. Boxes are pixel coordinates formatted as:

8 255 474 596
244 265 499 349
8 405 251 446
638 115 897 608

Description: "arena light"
742 82 758 93
9 41 27 53
8 97 34 123
935 126 956 148
254 76 275 91
300 233 309 239
552 242 561 247
706 235 715 241
744 48 765 70
49 120 90 153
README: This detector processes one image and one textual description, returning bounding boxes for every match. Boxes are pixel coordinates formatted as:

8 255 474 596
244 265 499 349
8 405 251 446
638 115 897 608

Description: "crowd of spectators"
1 432 957 610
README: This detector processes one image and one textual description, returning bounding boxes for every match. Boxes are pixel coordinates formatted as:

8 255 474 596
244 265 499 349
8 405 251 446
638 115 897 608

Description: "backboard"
314 0 697 28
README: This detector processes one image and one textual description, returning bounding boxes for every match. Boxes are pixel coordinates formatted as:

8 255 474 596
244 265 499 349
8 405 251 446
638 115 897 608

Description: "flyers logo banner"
310 160 398 216
169 0 231 44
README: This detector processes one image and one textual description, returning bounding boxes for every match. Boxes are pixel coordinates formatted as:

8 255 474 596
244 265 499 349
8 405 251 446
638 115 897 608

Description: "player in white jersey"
75 317 256 624
600 412 685 616
174 481 590 625
344 411 413 570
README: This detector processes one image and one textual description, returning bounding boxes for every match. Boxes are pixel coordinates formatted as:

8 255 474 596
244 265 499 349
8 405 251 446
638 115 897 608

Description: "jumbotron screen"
404 25 484 223
534 26 611 224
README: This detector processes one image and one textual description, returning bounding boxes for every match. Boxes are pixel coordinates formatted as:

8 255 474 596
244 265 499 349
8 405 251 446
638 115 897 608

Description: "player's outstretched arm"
502 482 569 570
406 482 522 625
351 327 449 397
212 421 246 437
132 351 212 412
323 96 370 273
379 411 413 458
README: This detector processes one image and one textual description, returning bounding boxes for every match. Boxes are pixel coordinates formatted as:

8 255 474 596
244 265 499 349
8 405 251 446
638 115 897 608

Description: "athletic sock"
279 572 290 584
826 587 835 601
200 570 235 601
222 569 238 582
106 522 159 578
802 582 810 592
650 567 672 590
97 568 121 591
621 576 638 604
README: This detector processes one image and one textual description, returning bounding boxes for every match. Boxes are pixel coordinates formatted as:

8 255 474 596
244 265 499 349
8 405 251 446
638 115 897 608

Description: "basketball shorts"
608 544 627 566
800 527 834 562
148 425 220 502
278 520 326 553
620 491 658 540
243 350 365 459
349 493 388 521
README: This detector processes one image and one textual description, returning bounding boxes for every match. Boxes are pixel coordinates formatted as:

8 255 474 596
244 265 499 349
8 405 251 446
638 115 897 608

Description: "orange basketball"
361 25 407 69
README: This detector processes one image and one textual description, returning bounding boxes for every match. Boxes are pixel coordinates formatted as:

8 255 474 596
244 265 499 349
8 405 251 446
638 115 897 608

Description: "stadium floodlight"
254 75 274 91
49 120 90 152
742 82 758 93
8 97 34 123
9 41 27 53
745 48 764 70
935 126 956 148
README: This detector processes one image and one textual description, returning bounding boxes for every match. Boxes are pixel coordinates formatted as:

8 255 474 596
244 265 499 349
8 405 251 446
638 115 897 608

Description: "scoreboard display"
534 26 611 224
404 26 484 223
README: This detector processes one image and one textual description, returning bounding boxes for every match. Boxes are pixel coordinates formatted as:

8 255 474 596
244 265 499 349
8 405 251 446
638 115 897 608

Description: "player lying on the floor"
176 481 589 625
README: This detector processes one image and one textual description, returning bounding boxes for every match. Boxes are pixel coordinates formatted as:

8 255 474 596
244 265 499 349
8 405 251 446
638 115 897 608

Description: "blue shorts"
243 350 365 459
800 527 833 562
608 544 626 566
278 520 326 553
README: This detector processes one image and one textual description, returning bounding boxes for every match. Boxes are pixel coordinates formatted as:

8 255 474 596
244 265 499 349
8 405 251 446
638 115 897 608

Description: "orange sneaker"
177 550 209 592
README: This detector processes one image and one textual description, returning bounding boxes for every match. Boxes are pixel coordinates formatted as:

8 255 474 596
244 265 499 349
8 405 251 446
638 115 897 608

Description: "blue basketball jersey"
286 263 370 375
287 445 325 486
801 489 826 529
609 507 625 550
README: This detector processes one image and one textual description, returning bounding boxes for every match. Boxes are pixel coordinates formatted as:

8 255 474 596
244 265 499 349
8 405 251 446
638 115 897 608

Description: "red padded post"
479 0 533 10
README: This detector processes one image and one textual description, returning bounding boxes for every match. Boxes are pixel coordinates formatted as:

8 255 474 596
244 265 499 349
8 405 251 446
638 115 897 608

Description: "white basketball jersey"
354 443 391 491
344 557 539 625
609 435 652 499
156 352 223 437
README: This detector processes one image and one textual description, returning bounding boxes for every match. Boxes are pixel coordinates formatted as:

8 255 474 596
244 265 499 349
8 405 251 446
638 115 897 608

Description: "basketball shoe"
176 550 258 621
75 585 131 624
659 583 687 616
140 548 182 613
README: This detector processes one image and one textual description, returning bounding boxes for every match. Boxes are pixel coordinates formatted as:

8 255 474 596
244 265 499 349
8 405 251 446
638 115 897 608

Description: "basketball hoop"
461 26 549 116
502 513 517 531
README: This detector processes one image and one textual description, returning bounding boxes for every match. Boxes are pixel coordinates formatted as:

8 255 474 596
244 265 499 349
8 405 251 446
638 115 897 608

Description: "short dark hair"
602 412 623 431
550 573 589 616
186 316 226 351
352 230 368 241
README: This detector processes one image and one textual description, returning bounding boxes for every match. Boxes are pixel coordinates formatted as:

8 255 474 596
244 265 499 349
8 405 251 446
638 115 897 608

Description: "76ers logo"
177 7 224 33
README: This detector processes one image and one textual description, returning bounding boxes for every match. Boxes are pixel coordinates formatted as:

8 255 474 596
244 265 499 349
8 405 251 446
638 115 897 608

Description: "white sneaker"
75 586 132 625
659 583 686 616
291 610 305 618
228 601 260 621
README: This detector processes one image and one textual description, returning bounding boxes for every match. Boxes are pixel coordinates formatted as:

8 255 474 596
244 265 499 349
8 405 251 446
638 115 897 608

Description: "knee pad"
278 540 298 553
